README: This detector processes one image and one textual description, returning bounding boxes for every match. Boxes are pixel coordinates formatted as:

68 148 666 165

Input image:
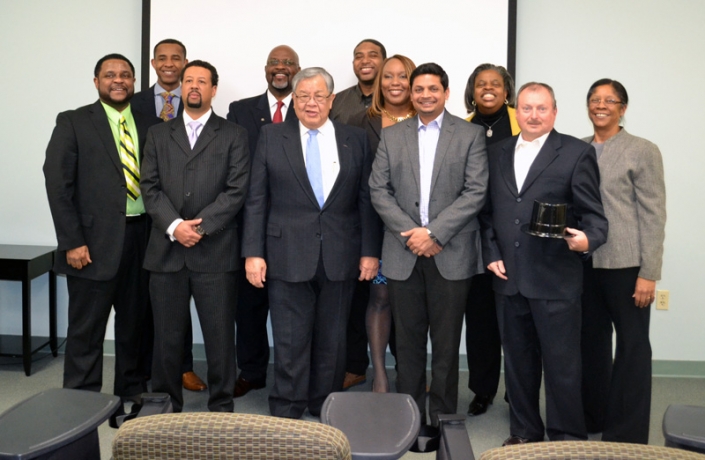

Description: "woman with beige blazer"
580 79 666 444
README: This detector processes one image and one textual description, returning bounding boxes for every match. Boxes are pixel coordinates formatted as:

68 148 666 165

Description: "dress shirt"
154 82 182 116
101 101 145 216
166 109 213 239
418 112 444 226
266 90 292 120
299 119 340 203
514 131 549 192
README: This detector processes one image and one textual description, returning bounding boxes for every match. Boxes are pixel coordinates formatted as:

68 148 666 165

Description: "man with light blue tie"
242 67 381 419
369 63 488 425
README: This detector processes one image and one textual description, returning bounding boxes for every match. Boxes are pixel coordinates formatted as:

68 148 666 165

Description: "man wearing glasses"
242 67 380 419
226 45 300 399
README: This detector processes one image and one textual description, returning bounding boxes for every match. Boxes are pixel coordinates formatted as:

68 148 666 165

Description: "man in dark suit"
130 37 207 393
481 82 608 445
140 60 250 412
225 45 299 398
369 63 488 425
44 54 161 409
242 67 381 419
131 38 187 121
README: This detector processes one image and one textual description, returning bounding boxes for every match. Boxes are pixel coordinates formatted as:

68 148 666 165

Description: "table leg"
22 274 32 376
50 270 58 356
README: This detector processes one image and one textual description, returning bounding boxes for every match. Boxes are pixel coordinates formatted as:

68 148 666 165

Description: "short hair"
291 67 334 94
517 82 557 109
354 39 387 60
464 63 516 113
586 78 629 106
153 38 187 59
94 53 134 78
368 55 417 119
181 60 219 86
410 63 448 90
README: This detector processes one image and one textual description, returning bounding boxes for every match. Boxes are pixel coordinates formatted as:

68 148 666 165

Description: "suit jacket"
582 129 666 280
140 113 250 273
350 111 382 154
227 91 297 157
481 129 609 299
131 84 185 119
241 117 381 283
369 111 489 281
44 100 161 280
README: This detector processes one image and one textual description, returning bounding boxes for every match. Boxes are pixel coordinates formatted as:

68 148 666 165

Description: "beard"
99 86 134 108
186 93 202 108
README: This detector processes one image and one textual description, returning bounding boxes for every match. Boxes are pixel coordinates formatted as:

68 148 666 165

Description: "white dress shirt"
299 119 340 203
514 131 549 192
418 112 444 226
266 90 292 120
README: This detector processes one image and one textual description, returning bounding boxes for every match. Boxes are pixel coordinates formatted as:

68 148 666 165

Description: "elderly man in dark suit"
225 45 299 398
140 60 250 413
481 82 608 445
242 67 381 419
130 37 207 393
369 62 488 426
44 54 161 410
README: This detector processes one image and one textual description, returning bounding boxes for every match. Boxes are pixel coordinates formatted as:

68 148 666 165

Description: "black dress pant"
345 280 371 375
465 272 502 397
497 293 587 441
63 218 149 399
235 270 270 384
150 269 237 413
387 257 470 426
581 263 651 443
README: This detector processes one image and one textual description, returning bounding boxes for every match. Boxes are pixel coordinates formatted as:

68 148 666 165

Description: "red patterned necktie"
272 100 284 123
159 92 175 121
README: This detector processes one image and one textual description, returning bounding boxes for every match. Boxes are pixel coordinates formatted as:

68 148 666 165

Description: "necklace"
382 108 413 123
477 114 504 137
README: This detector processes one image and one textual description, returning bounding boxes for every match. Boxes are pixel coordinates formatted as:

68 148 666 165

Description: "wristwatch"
195 225 206 236
426 228 441 246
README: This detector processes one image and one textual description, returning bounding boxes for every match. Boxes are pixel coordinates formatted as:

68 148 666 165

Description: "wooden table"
0 245 58 375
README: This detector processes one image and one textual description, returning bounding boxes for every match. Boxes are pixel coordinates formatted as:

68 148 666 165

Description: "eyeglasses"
267 59 298 66
588 98 623 106
295 93 331 104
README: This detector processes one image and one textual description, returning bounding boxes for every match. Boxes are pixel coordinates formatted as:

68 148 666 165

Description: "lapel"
190 114 219 158
403 116 421 194
256 92 273 126
596 128 624 172
499 136 520 196
170 116 193 157
429 110 455 195
368 115 382 144
149 85 158 117
281 118 321 209
519 129 561 194
324 122 352 209
88 100 123 175
132 111 151 162
284 102 297 121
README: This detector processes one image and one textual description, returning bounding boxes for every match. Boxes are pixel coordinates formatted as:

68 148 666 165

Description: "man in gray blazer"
242 67 380 419
141 60 250 412
369 63 488 425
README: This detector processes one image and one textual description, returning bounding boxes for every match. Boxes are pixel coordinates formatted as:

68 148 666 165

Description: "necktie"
159 92 175 121
118 116 140 200
188 121 202 149
306 130 325 208
272 100 284 123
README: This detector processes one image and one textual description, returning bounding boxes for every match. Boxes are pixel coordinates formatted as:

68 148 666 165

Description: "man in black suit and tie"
242 67 381 419
44 54 161 410
140 60 250 412
226 45 299 398
130 37 207 393
131 38 187 121
481 82 608 445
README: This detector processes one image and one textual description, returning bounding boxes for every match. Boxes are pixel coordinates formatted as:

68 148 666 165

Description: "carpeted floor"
1 352 703 459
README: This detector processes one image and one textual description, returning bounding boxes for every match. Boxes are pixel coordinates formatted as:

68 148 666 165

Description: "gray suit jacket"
369 111 488 281
140 114 250 273
583 129 666 280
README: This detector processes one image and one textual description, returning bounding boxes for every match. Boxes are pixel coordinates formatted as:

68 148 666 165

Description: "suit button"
514 241 520 247
316 233 321 238
185 192 191 197
415 202 419 207
516 197 522 203
514 219 520 225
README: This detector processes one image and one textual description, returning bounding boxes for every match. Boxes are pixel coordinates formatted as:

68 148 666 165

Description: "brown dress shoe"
343 372 366 390
502 435 539 446
182 371 207 392
233 376 266 398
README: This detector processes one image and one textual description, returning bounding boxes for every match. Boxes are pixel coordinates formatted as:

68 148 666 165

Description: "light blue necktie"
188 121 201 149
306 129 325 208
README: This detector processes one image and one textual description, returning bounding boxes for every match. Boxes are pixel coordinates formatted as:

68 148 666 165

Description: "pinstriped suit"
141 113 250 412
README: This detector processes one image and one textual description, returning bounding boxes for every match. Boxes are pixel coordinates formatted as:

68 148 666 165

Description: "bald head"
265 45 300 97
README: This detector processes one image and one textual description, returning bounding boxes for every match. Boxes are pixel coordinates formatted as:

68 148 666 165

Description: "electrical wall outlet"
656 290 669 310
